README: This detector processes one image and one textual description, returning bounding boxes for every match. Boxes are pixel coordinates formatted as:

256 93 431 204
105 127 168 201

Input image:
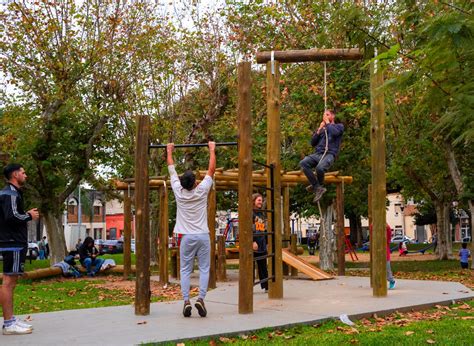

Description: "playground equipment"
126 46 394 315
282 249 332 280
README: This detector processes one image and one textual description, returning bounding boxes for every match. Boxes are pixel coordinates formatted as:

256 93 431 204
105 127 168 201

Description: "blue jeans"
39 250 45 260
82 257 104 275
300 153 335 189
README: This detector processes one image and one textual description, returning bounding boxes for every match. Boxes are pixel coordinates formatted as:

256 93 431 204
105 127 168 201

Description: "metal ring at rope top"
271 50 275 75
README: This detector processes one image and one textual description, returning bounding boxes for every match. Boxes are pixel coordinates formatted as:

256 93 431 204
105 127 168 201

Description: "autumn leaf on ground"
24 316 33 322
136 321 147 325
405 331 415 336
426 339 436 344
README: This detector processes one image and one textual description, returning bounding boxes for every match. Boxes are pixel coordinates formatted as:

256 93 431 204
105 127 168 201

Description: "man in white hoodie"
167 141 215 318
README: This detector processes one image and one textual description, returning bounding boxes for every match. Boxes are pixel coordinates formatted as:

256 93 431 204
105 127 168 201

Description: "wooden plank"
123 191 132 278
336 183 345 276
237 62 254 314
282 249 333 280
266 60 283 299
370 57 387 297
134 114 151 315
208 185 217 289
256 48 363 64
158 185 169 284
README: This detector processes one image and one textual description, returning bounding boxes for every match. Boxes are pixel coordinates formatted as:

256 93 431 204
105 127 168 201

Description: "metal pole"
149 142 238 149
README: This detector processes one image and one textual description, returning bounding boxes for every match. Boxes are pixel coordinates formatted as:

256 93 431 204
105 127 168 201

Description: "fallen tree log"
0 265 136 281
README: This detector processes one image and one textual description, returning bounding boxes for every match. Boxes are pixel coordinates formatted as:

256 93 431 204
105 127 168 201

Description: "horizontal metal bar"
253 231 273 236
255 208 274 213
150 142 238 149
253 253 274 261
252 160 274 169
252 184 274 191
253 276 275 286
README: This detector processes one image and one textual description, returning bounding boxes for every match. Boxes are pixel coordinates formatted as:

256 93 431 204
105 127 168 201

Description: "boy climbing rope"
300 109 344 202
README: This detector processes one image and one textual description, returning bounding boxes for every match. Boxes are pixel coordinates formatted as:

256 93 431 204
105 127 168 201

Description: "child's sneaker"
194 298 207 317
389 280 396 290
183 301 192 317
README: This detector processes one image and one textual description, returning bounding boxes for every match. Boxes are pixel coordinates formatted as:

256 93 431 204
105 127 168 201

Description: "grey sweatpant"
386 261 394 282
180 233 210 302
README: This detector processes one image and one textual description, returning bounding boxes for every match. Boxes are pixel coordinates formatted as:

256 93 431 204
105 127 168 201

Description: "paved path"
1 276 472 345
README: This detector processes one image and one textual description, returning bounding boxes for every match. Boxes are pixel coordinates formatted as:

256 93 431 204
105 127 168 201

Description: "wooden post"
370 56 387 297
134 114 151 315
208 186 217 289
368 184 373 287
123 191 132 279
336 183 345 276
237 61 253 314
158 185 169 284
217 235 227 281
290 234 298 277
282 186 290 276
266 60 283 299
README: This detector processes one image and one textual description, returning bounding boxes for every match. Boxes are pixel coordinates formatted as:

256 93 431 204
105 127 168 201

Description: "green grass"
15 279 134 315
157 300 474 345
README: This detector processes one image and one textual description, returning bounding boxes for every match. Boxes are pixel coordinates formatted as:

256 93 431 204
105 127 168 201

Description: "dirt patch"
91 275 194 301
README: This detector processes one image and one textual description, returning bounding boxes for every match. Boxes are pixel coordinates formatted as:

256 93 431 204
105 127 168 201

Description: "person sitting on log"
78 237 104 277
300 109 344 202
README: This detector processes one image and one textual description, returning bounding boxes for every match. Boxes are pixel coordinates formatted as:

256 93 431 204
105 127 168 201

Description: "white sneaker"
15 319 33 330
3 322 33 335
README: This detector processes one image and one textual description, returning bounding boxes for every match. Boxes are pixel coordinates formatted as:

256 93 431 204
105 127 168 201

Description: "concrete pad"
1 276 472 345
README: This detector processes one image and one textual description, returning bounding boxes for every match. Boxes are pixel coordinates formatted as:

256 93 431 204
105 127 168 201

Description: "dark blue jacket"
0 183 32 248
311 123 344 156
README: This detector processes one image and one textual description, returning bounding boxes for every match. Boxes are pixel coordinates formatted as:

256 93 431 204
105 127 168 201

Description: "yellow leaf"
426 339 436 344
405 331 415 336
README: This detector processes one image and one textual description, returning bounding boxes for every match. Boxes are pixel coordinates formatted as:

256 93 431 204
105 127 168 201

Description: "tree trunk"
349 213 357 245
469 201 474 269
356 216 363 248
319 202 335 271
43 210 67 264
435 201 452 260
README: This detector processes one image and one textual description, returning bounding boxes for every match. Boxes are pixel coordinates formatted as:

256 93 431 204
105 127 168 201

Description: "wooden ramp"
282 249 333 280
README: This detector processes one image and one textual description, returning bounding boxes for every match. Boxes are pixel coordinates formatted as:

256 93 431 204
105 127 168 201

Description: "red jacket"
369 224 392 261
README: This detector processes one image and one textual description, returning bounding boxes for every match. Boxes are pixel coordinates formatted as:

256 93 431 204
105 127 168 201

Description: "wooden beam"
368 184 373 288
208 185 217 289
123 191 132 279
158 186 169 285
370 57 387 297
134 114 151 315
216 235 227 282
266 60 283 299
256 48 363 64
237 61 254 314
336 183 345 276
282 186 290 276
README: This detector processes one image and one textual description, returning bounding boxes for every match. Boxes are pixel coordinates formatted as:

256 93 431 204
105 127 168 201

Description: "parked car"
390 235 414 244
101 240 124 254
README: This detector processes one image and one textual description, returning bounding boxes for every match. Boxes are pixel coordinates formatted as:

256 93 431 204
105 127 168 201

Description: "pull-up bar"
149 142 238 149
256 48 363 64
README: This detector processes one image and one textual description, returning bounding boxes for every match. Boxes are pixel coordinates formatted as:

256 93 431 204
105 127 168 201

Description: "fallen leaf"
240 334 248 340
24 316 33 322
208 340 216 346
219 337 231 343
136 321 147 325
284 335 294 339
176 343 185 346
350 339 359 344
426 339 436 344
405 331 415 336
426 330 434 334
458 304 470 310
461 316 474 320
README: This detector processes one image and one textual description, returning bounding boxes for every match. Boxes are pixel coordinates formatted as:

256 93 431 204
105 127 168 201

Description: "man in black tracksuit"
0 164 39 334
